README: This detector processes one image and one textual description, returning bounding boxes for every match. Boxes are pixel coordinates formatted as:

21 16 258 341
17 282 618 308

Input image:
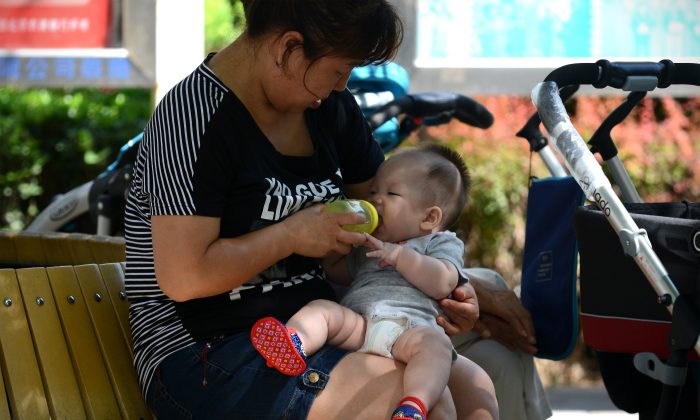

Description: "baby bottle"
324 199 379 234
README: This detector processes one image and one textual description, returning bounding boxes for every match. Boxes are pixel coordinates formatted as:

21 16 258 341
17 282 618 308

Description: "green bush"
0 0 246 231
0 88 152 230
206 0 245 52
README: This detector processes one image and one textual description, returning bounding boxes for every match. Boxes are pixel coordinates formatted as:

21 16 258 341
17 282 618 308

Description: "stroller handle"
366 92 494 131
516 84 578 153
544 60 700 91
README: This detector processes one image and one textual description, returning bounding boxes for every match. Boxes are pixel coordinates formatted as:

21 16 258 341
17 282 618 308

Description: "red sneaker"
250 317 307 376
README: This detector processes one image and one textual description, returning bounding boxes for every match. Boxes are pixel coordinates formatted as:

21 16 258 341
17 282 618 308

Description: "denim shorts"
146 332 349 419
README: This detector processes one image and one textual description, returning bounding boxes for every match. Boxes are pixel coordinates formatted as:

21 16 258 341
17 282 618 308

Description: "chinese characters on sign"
0 57 132 85
0 0 110 49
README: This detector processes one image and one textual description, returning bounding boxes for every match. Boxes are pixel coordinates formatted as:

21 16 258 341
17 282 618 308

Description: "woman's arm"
343 178 374 200
153 205 367 301
469 274 538 354
322 253 353 286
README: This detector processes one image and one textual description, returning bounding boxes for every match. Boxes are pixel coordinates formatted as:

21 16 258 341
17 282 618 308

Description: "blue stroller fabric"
348 62 409 152
520 176 585 360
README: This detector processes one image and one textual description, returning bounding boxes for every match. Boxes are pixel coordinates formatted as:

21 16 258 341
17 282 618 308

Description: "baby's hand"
363 233 403 268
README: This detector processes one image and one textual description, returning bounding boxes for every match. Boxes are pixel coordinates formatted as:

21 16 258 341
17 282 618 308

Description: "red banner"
0 0 110 49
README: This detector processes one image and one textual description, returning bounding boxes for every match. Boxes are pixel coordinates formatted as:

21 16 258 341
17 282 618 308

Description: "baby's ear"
420 206 443 231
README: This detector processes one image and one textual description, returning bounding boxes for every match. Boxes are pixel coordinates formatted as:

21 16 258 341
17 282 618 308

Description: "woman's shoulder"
159 67 230 110
146 64 237 143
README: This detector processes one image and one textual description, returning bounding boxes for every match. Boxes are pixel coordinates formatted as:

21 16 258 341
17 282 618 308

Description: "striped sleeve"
142 70 228 216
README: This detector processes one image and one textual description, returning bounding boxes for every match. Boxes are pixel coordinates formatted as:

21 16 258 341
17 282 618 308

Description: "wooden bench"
0 263 149 419
0 230 148 419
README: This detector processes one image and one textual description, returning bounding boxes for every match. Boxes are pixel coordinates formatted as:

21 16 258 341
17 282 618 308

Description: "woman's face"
269 49 358 112
302 55 357 108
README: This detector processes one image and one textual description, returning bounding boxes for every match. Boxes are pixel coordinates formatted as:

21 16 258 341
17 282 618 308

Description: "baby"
251 143 471 420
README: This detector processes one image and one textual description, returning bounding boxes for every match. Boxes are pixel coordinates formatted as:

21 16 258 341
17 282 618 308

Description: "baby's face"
367 154 432 243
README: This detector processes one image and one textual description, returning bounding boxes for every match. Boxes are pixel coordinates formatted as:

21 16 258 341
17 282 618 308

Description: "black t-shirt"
124 56 383 395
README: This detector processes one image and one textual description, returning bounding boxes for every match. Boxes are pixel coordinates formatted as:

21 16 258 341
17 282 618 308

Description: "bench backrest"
0 263 150 419
0 231 126 267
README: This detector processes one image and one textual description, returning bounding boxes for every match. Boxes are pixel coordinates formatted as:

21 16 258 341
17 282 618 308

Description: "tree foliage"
205 0 245 52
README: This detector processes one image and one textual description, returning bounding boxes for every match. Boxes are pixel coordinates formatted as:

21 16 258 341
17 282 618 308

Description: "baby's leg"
287 299 367 354
391 326 455 416
251 300 366 376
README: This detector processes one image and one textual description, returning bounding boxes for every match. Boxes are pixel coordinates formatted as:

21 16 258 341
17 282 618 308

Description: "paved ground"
547 386 637 419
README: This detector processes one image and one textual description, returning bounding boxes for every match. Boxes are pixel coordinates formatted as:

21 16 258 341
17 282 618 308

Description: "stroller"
24 62 493 236
529 60 700 420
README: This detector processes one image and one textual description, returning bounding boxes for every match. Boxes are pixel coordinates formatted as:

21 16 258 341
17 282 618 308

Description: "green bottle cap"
324 199 379 234
356 199 379 234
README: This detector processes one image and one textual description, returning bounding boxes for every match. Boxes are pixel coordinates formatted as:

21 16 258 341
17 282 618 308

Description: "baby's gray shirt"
339 231 465 329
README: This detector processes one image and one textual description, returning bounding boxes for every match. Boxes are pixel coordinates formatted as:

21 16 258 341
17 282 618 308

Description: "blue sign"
417 0 700 62
0 56 137 86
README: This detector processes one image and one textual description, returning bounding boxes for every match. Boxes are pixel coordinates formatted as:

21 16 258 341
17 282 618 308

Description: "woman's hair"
241 0 403 66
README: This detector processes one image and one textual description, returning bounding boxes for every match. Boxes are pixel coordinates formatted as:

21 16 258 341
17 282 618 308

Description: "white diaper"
358 316 409 358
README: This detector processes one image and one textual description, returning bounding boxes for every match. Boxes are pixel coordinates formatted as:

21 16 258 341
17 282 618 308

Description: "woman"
124 1 497 418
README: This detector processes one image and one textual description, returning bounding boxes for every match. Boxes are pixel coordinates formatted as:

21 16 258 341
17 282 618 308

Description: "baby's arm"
363 234 458 299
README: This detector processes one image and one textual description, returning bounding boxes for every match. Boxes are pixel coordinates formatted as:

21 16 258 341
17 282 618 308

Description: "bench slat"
47 266 122 420
89 236 126 264
16 267 87 420
0 269 51 420
40 233 76 266
76 264 151 419
99 263 133 353
0 359 11 420
65 234 100 265
13 233 47 266
0 231 18 266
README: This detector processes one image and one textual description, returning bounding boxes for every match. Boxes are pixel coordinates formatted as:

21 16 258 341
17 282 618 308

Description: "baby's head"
368 143 471 243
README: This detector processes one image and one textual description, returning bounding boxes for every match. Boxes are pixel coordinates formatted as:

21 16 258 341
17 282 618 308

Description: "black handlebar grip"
409 92 460 117
673 63 700 87
367 92 493 130
544 60 700 91
544 63 600 87
407 92 493 128
454 94 494 129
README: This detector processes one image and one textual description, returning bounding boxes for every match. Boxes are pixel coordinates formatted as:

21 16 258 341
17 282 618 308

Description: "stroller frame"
531 60 700 419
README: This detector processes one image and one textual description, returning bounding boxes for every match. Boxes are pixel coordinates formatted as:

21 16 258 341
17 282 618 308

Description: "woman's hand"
281 204 367 258
436 282 479 335
474 313 538 354
471 278 538 354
